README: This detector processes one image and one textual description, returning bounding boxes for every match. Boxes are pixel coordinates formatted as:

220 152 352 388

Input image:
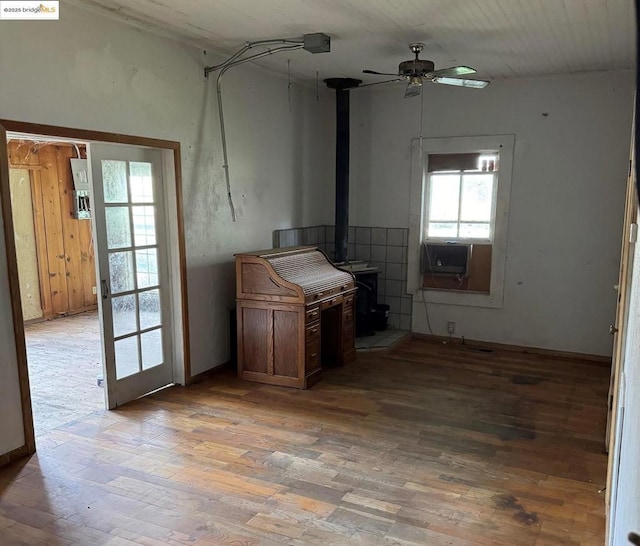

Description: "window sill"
425 238 492 245
417 287 503 309
422 286 490 296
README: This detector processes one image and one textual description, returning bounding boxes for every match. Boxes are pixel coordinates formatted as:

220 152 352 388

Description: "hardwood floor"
0 338 609 545
25 312 103 436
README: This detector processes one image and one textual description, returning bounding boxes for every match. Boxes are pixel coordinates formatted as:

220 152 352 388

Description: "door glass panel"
132 206 157 247
139 289 161 330
102 160 128 203
136 249 158 288
130 162 154 203
115 336 140 379
109 251 135 294
106 207 132 249
141 329 163 370
112 294 137 337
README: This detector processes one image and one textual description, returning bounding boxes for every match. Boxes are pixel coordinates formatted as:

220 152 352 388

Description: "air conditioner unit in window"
421 243 470 277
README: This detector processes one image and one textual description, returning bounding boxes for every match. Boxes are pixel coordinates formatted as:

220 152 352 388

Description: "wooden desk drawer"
306 340 320 373
308 284 350 303
305 322 320 344
343 305 354 325
305 306 320 323
344 294 355 307
320 295 342 310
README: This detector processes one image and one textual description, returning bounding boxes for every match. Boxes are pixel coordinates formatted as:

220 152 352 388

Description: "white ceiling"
74 0 635 84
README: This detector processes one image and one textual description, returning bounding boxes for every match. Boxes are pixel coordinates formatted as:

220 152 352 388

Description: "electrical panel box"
421 243 470 277
303 33 331 54
70 158 91 220
70 158 90 190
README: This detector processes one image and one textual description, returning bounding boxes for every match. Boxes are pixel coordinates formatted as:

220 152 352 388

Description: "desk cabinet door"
241 307 270 374
273 310 300 377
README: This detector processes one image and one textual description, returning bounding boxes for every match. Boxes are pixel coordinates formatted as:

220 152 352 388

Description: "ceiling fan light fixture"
405 76 422 98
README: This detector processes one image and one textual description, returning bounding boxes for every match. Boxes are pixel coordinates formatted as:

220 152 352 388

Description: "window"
425 154 498 242
407 135 514 309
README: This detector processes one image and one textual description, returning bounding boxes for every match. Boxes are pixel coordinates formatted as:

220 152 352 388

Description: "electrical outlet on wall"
447 321 456 334
92 286 97 295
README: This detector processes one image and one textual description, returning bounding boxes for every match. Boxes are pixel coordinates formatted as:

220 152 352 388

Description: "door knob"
610 324 619 335
629 532 640 545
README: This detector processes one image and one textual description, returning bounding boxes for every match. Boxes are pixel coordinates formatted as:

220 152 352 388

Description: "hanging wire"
418 89 434 336
316 70 320 102
205 39 305 222
419 84 424 150
287 59 292 113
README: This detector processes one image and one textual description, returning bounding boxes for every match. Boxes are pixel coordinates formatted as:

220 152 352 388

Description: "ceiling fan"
363 43 490 98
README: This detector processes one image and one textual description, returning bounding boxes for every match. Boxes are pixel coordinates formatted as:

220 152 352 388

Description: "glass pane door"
89 144 172 408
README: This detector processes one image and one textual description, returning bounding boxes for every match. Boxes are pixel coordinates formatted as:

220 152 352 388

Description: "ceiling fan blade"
429 66 477 78
363 69 401 76
433 77 490 89
404 80 422 98
358 78 405 88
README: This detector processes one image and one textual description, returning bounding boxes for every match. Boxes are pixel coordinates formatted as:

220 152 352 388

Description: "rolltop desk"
234 246 357 388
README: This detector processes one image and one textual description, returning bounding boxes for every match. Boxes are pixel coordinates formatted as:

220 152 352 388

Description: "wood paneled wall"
8 141 97 319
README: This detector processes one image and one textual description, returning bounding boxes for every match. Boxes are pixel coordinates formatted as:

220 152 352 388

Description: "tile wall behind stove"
273 225 412 330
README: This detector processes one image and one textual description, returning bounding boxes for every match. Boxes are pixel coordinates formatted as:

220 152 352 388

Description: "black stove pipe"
324 78 362 263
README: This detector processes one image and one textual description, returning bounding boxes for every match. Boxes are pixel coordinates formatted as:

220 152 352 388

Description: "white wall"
350 71 634 356
0 3 334 381
611 236 640 544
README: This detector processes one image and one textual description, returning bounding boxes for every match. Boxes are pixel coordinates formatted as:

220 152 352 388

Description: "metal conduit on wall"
204 34 330 222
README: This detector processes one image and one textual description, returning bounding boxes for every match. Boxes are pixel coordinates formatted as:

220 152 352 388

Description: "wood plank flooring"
25 312 103 436
0 338 609 545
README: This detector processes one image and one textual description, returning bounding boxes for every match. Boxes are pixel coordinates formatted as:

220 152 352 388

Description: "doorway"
8 138 103 436
0 120 190 455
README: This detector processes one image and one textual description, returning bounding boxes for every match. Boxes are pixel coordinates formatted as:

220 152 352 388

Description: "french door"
89 143 173 408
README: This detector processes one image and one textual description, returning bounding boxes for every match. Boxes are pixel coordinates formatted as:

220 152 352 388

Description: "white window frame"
407 134 515 309
425 168 498 244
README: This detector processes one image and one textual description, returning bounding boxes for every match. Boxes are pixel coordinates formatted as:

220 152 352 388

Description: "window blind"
427 153 498 172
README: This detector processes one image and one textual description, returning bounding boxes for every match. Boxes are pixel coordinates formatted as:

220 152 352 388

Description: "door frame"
0 119 191 457
605 121 637 543
0 125 35 462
